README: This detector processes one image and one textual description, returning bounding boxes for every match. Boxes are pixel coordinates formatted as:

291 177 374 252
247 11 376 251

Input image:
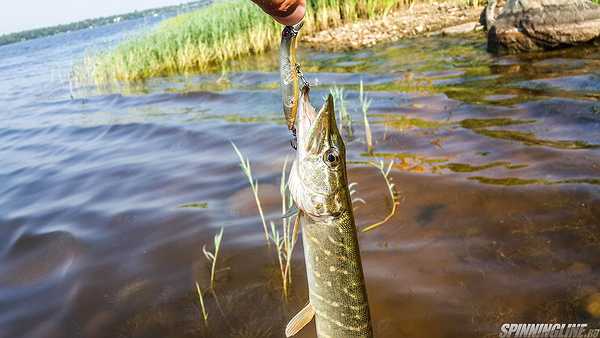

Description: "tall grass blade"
362 160 400 232
359 81 374 154
231 142 270 244
202 227 224 289
195 281 209 325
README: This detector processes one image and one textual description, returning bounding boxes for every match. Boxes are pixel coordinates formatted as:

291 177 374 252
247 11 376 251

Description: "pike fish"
284 88 374 337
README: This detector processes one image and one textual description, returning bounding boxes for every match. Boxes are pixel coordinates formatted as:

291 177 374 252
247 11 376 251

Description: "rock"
480 0 507 30
442 22 481 35
487 0 600 53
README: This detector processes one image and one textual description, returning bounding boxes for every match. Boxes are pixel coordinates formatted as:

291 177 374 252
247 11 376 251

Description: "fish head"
289 88 349 219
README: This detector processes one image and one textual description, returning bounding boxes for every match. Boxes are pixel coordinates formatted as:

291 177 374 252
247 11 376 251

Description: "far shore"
80 0 484 84
303 2 484 50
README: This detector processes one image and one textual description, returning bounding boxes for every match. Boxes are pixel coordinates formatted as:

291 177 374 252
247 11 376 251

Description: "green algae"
459 117 599 150
469 176 600 186
460 118 536 129
441 161 525 173
468 176 546 186
372 115 447 130
475 129 599 150
362 153 530 175
366 152 448 164
505 164 529 170
556 178 600 185
222 115 282 124
178 202 209 209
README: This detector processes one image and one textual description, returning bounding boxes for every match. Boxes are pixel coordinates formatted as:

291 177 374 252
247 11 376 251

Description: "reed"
359 81 374 154
232 142 270 244
268 158 299 298
202 227 224 289
362 160 400 232
81 0 448 84
195 281 209 325
232 144 300 295
330 86 353 138
279 159 297 285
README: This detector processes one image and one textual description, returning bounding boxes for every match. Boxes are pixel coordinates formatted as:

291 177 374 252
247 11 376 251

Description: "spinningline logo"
499 323 600 338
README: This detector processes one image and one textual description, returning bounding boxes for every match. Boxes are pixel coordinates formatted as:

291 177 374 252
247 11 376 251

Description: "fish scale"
302 209 373 337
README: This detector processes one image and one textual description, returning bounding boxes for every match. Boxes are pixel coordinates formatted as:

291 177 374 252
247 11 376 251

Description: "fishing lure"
279 20 307 147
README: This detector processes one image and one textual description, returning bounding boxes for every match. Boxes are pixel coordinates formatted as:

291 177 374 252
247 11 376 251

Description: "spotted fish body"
287 88 374 338
279 21 304 133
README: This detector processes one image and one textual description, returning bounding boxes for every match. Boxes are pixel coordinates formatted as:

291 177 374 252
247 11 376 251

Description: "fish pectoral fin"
285 302 315 337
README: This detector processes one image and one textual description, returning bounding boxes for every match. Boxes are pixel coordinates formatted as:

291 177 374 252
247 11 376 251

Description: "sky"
0 0 190 35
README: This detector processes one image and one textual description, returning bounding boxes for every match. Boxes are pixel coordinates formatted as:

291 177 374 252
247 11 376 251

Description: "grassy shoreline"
81 0 477 84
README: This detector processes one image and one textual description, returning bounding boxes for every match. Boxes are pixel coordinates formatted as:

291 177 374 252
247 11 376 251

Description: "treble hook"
290 127 297 150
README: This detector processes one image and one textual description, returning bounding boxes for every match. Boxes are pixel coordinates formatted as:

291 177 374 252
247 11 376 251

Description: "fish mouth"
297 89 338 154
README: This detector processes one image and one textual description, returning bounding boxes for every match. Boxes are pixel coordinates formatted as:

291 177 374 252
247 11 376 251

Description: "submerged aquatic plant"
359 81 374 154
362 160 400 232
202 227 224 289
231 142 270 244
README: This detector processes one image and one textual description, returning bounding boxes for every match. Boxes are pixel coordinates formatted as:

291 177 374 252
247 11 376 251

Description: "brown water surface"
0 21 599 338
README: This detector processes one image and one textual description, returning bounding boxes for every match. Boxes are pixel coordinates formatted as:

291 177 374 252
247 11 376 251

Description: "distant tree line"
0 1 207 47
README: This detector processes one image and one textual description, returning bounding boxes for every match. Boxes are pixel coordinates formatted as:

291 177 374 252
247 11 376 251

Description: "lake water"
0 16 599 338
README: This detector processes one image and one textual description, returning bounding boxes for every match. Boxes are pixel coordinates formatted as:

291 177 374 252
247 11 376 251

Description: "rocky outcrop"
480 0 506 29
486 0 600 53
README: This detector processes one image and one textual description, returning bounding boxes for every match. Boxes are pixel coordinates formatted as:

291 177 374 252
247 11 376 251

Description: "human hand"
251 0 306 26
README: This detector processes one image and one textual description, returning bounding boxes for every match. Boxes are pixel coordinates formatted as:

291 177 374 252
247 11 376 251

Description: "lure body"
279 21 304 135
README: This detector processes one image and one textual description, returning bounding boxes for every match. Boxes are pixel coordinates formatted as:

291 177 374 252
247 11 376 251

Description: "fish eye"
324 148 340 167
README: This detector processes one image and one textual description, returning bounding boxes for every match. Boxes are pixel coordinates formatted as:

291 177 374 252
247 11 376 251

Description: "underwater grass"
81 0 476 84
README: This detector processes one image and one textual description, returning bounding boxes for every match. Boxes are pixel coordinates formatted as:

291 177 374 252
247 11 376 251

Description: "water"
0 17 599 338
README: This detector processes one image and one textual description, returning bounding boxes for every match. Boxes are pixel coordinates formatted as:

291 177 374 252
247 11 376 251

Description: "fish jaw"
289 89 349 220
